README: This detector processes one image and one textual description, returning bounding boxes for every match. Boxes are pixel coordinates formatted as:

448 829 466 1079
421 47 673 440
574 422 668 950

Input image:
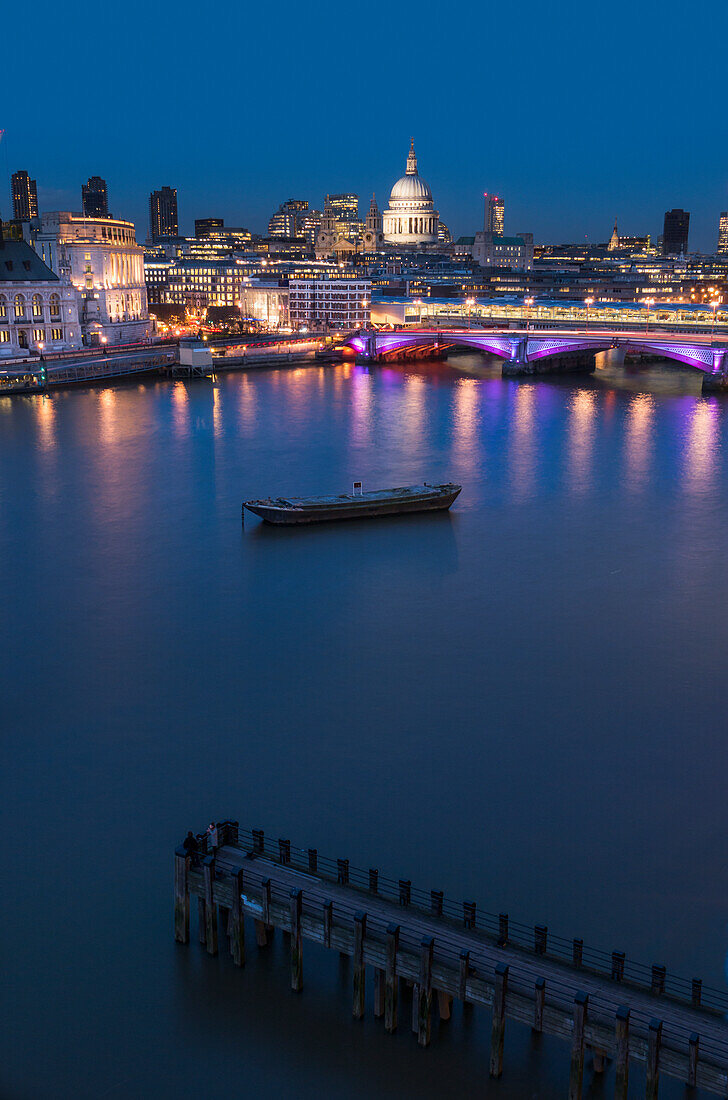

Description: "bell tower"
362 194 384 252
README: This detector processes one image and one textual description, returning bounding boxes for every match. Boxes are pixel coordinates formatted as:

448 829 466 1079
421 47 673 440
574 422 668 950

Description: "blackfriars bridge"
346 329 728 392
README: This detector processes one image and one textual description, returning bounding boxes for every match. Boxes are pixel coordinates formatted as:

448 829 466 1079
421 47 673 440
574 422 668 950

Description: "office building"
288 277 371 331
195 218 224 238
718 213 728 255
11 171 39 221
149 186 178 241
268 199 308 239
328 194 362 240
82 176 109 218
484 193 504 236
663 209 690 256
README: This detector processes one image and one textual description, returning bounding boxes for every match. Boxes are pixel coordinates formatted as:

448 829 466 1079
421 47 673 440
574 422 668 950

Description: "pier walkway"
175 823 728 1097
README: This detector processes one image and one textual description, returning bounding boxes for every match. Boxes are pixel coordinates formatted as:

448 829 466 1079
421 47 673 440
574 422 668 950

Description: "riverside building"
289 277 371 331
0 228 82 358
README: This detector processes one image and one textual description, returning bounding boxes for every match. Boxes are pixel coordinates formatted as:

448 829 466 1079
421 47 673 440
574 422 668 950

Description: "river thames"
2 355 727 1097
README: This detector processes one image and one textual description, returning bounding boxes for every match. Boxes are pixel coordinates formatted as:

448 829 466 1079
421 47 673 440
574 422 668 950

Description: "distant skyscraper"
11 170 38 220
718 213 728 254
484 193 504 236
195 217 224 238
662 208 689 256
82 176 109 218
149 186 178 241
268 199 308 238
328 193 362 239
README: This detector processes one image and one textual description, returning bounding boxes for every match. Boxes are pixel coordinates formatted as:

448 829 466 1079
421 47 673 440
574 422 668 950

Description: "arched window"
32 294 43 318
49 294 60 319
14 294 26 319
0 295 7 321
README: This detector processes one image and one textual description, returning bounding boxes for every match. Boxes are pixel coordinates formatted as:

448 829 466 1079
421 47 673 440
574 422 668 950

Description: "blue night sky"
3 0 727 250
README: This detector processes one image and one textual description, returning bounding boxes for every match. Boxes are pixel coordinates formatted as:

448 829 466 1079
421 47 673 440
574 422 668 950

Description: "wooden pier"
174 823 728 1096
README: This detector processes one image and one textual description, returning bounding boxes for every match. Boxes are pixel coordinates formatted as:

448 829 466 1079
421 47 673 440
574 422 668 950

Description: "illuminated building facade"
268 199 308 239
484 194 504 236
718 213 728 255
82 177 109 218
239 280 289 329
289 278 371 331
473 232 533 269
149 186 178 241
0 232 81 357
383 140 439 245
11 171 38 221
34 212 150 344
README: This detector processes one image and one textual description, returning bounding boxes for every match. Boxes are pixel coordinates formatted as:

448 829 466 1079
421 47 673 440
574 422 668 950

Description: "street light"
37 341 44 361
466 297 475 330
711 299 720 338
524 297 534 332
101 335 108 356
644 298 655 335
584 298 594 334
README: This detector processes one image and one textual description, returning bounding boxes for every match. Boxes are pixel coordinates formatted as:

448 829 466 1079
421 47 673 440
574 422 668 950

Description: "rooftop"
0 238 58 282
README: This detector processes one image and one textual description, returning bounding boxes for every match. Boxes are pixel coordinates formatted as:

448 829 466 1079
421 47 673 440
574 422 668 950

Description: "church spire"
608 216 619 251
406 137 417 175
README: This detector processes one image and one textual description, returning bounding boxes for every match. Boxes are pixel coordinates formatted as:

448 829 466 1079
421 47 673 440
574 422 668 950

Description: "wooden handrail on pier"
174 823 728 1097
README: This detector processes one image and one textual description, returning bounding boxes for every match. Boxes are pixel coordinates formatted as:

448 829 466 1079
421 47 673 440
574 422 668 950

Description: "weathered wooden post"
203 855 218 956
323 900 332 948
688 1032 699 1088
385 923 399 1033
290 889 302 992
229 868 245 967
611 951 625 981
614 1005 630 1100
691 979 702 1008
198 897 207 945
535 925 548 955
458 950 470 1001
498 913 509 946
489 963 508 1077
399 880 411 906
533 977 545 1032
252 828 264 854
373 967 385 1018
651 965 666 995
353 912 367 1019
572 938 583 968
337 858 349 885
174 846 190 944
255 878 272 946
308 848 317 875
463 900 476 929
279 838 291 865
431 890 444 917
568 991 587 1100
369 868 378 894
417 937 434 1047
646 1019 662 1100
437 990 452 1021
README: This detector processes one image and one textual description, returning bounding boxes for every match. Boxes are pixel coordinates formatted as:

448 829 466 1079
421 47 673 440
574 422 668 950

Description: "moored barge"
244 483 461 525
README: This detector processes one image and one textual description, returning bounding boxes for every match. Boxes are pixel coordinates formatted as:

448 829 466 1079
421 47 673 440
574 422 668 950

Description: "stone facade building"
383 140 439 246
0 231 82 358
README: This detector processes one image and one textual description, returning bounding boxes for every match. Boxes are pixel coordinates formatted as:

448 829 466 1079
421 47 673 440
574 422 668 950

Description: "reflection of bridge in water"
346 329 728 392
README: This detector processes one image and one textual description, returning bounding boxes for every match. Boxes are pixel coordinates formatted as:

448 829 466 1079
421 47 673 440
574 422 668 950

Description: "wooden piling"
611 950 625 981
369 868 378 894
646 1018 662 1099
384 923 399 1033
203 856 218 956
498 913 509 946
308 848 317 875
573 938 583 968
568 991 587 1100
651 965 666 995
353 912 366 1018
437 990 452 1021
252 828 264 854
692 979 702 1008
535 924 548 955
592 1049 605 1073
262 877 272 937
174 847 190 944
614 1006 630 1100
463 900 476 929
229 868 245 967
431 890 444 917
337 858 349 885
688 1032 699 1088
322 900 332 948
489 963 508 1077
198 897 206 945
399 880 411 906
533 977 545 1032
289 889 302 992
279 838 290 865
417 937 434 1047
458 950 470 1000
373 967 385 1018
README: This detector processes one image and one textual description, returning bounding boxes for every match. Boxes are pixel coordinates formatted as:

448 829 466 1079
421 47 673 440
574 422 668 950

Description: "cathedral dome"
389 172 432 204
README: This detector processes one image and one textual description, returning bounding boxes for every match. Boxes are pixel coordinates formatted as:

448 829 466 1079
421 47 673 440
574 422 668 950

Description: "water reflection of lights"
624 394 654 493
683 399 719 495
509 385 537 501
35 395 56 451
98 388 118 445
566 390 596 494
350 366 373 446
171 382 189 437
452 379 480 473
212 385 222 438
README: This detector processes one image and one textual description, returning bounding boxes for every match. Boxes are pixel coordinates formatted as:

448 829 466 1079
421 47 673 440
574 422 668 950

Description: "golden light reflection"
508 385 537 502
452 379 480 474
212 385 222 438
683 399 719 496
35 395 56 451
238 374 257 434
624 394 654 493
350 368 373 446
98 388 118 445
565 390 596 494
171 382 189 438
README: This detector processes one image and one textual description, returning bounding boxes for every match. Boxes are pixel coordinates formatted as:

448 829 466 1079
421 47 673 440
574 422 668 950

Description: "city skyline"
3 0 727 251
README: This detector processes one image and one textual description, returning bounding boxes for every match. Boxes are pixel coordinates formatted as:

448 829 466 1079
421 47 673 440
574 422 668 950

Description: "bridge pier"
701 366 728 393
502 351 597 378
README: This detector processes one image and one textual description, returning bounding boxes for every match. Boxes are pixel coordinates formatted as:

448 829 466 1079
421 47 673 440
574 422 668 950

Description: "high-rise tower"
11 170 38 220
149 186 178 241
82 176 109 218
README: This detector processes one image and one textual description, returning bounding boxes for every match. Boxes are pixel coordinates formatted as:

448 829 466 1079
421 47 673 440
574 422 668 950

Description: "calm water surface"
2 355 727 1098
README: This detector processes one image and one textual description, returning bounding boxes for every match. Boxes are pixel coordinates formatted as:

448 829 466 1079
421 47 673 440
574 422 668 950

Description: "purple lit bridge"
345 329 728 392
